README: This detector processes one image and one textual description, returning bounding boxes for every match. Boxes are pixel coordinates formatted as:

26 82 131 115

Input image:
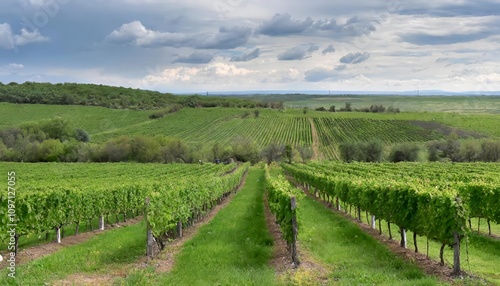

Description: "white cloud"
106 21 251 49
0 23 15 49
14 28 50 46
0 23 49 49
143 62 258 85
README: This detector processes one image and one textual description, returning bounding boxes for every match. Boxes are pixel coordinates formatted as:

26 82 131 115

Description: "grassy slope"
0 221 146 285
299 196 445 285
285 95 500 114
0 102 151 138
2 103 499 142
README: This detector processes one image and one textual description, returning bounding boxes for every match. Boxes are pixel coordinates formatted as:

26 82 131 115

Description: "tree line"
0 82 282 110
0 117 312 164
312 103 400 113
338 134 500 163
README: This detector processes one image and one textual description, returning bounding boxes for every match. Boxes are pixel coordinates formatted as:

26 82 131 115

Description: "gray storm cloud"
230 48 260 62
322 44 335 54
173 52 214 64
339 52 370 64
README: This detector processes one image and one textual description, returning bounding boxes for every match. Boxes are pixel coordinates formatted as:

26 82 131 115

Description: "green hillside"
1 102 499 161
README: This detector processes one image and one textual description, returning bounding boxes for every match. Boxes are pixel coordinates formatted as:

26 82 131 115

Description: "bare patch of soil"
308 118 321 160
410 120 485 139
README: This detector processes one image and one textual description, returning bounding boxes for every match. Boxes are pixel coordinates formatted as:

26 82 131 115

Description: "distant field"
277 95 500 114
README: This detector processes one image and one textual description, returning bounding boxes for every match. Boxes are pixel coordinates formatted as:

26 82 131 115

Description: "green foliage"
338 141 383 162
313 117 443 160
264 165 301 245
427 138 500 162
147 164 249 246
261 142 285 164
0 162 239 244
284 144 293 164
389 143 420 162
231 136 260 164
0 82 263 110
74 129 90 142
282 162 500 246
254 109 260 118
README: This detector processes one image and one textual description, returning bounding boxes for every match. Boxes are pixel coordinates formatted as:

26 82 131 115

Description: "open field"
261 94 500 114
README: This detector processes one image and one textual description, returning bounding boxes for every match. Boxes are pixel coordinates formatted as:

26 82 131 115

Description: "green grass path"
0 221 146 285
298 196 446 286
128 167 275 285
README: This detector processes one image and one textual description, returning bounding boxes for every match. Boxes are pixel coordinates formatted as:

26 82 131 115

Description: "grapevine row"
264 165 301 265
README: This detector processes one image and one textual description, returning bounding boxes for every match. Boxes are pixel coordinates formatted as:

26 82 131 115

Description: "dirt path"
287 176 462 285
0 216 143 269
54 171 249 286
308 118 321 160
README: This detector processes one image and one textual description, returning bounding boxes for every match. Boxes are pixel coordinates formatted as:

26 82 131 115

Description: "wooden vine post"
290 196 299 266
176 219 183 238
145 197 154 260
452 196 463 276
99 215 105 231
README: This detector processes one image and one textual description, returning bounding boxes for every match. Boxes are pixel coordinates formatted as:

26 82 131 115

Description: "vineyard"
0 162 244 252
282 161 500 281
2 103 500 162
313 118 445 159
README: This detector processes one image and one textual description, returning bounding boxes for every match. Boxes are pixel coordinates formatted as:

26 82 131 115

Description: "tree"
295 145 313 163
254 110 260 118
460 141 480 162
75 129 90 142
444 133 461 162
329 105 336 112
303 107 308 114
231 136 259 164
339 142 358 162
480 139 500 162
161 139 189 163
359 141 383 162
212 142 222 160
389 143 420 162
38 139 65 162
285 144 293 163
261 143 285 164
40 117 71 141
427 141 442 162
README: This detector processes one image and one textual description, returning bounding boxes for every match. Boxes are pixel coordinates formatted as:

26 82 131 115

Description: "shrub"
389 143 420 162
75 129 90 142
339 142 358 162
480 139 500 162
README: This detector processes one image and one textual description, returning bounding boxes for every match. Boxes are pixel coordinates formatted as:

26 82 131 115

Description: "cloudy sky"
1 0 500 93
